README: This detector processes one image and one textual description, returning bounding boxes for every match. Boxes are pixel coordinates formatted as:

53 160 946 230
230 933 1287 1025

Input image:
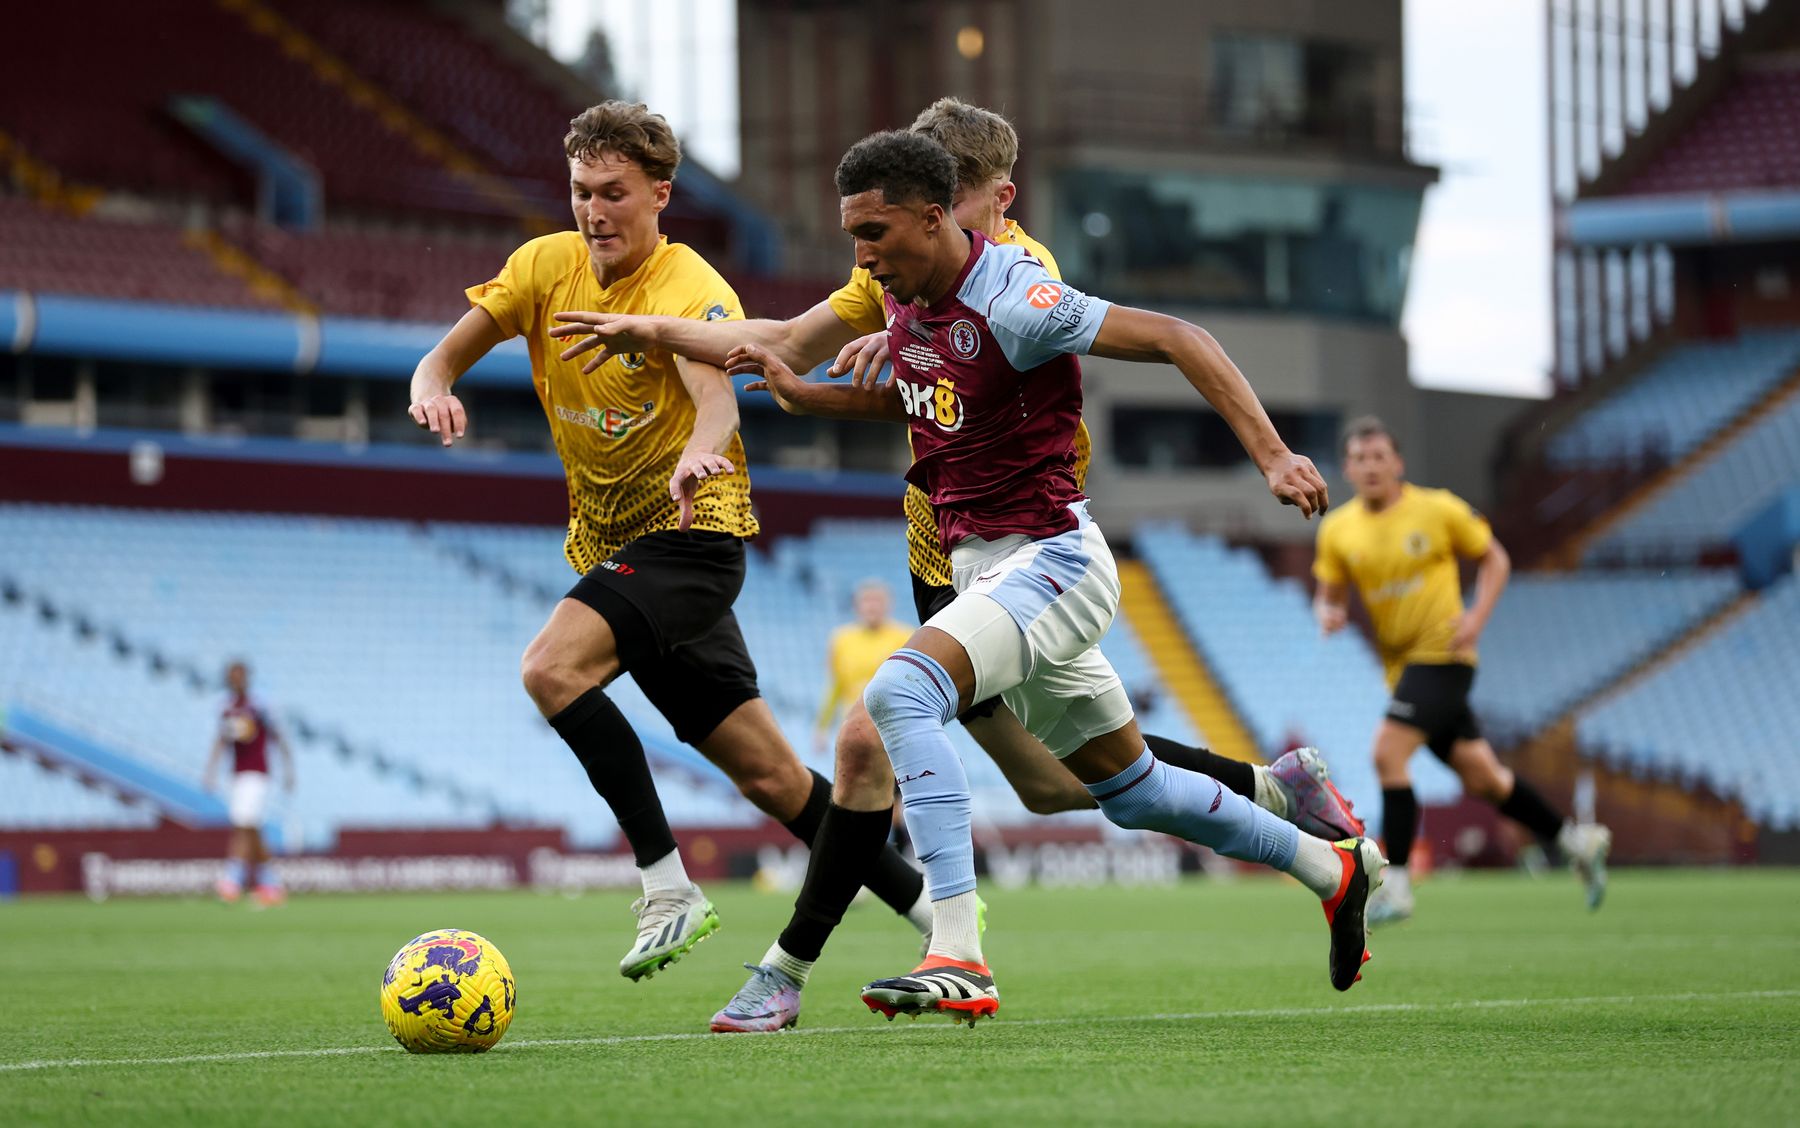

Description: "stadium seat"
1473 571 1741 740
1134 525 1464 827
1545 331 1800 469
1623 65 1800 196
1586 390 1800 563
1576 573 1800 830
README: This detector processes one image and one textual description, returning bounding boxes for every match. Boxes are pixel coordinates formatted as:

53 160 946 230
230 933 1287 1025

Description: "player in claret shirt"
728 131 1385 1021
203 660 293 907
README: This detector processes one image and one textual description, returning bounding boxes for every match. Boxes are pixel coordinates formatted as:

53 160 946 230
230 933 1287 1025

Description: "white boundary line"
4 988 1795 1074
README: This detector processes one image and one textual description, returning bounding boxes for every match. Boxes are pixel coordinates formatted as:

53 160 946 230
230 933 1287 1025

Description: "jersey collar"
923 229 987 318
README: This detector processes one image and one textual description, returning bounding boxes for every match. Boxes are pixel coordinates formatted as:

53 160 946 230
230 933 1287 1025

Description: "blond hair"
564 101 681 181
907 97 1017 189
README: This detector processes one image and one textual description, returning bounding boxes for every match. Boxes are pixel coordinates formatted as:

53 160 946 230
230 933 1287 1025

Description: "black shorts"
1386 663 1481 763
566 530 761 745
910 572 1001 724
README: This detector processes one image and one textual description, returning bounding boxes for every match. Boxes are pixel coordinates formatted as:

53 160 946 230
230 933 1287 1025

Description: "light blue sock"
253 863 280 888
1086 749 1299 869
225 859 248 887
863 649 974 900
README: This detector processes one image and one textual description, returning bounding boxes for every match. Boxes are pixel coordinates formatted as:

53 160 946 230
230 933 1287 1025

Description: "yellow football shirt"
815 619 915 731
468 233 759 573
1313 483 1494 687
826 219 1089 587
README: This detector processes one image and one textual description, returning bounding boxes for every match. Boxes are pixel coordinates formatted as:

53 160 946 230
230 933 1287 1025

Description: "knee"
832 714 894 804
1019 777 1091 816
862 652 953 731
732 762 800 817
1464 763 1513 804
520 643 583 713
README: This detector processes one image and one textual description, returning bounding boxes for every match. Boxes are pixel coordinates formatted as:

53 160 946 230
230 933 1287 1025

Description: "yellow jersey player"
1313 416 1611 923
815 580 913 755
409 101 932 983
553 99 1361 1032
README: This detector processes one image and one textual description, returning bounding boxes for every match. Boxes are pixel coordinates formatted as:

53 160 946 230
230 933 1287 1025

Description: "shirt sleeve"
826 269 888 335
815 632 848 730
464 243 538 340
1440 491 1494 558
1312 520 1348 586
982 257 1112 371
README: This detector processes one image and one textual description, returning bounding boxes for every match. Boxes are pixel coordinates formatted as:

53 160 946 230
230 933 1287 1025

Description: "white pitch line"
4 988 1795 1074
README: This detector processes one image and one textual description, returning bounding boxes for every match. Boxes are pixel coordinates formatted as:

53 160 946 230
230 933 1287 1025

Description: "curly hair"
564 101 680 181
909 97 1017 189
834 131 955 210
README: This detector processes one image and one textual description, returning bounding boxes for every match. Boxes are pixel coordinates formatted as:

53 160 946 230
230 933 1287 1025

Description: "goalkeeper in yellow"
408 102 932 982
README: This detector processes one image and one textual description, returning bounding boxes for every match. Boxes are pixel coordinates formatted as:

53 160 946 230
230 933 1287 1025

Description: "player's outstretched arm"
668 355 743 530
410 307 508 447
551 300 860 375
1091 307 1329 519
725 343 903 422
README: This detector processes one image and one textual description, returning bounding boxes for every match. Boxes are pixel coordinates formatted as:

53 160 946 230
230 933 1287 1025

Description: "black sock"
548 687 676 868
1382 786 1419 868
778 771 925 917
780 770 832 844
1144 734 1252 799
778 803 903 962
1498 776 1566 850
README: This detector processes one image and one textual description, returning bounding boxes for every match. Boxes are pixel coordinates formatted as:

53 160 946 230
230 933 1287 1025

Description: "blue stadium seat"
1134 524 1463 829
1473 571 1740 738
1547 330 1800 469
1586 390 1800 563
1576 573 1800 830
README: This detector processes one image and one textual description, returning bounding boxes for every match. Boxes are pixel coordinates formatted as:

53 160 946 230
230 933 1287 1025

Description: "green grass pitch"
5 869 1798 1126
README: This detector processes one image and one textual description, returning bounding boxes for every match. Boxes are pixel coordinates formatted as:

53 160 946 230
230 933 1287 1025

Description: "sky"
537 0 1553 400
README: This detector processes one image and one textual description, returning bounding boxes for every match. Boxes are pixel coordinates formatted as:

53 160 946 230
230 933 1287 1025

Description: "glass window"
1055 169 1422 322
1211 32 1380 149
1112 405 1340 471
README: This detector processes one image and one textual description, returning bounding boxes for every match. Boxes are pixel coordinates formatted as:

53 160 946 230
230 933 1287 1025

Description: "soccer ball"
379 929 516 1053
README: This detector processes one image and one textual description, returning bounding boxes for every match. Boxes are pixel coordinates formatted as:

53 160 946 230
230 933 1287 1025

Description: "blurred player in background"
815 579 912 756
203 660 292 907
553 100 1362 1032
409 102 930 982
1313 417 1611 924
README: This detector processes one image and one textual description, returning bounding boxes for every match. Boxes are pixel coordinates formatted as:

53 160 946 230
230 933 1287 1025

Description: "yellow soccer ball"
379 929 516 1053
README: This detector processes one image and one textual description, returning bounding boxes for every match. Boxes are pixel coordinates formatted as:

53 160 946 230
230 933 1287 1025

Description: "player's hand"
827 331 891 388
550 312 652 375
726 343 808 413
669 450 735 531
409 393 467 447
1317 603 1348 637
1263 451 1329 520
1449 613 1484 653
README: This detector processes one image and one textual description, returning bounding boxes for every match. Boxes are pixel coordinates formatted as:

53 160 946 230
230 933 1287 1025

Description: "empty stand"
1472 572 1741 740
0 197 276 310
224 221 518 323
0 744 159 831
1624 65 1800 196
0 0 494 217
1546 331 1800 469
1577 573 1800 830
1586 388 1800 563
